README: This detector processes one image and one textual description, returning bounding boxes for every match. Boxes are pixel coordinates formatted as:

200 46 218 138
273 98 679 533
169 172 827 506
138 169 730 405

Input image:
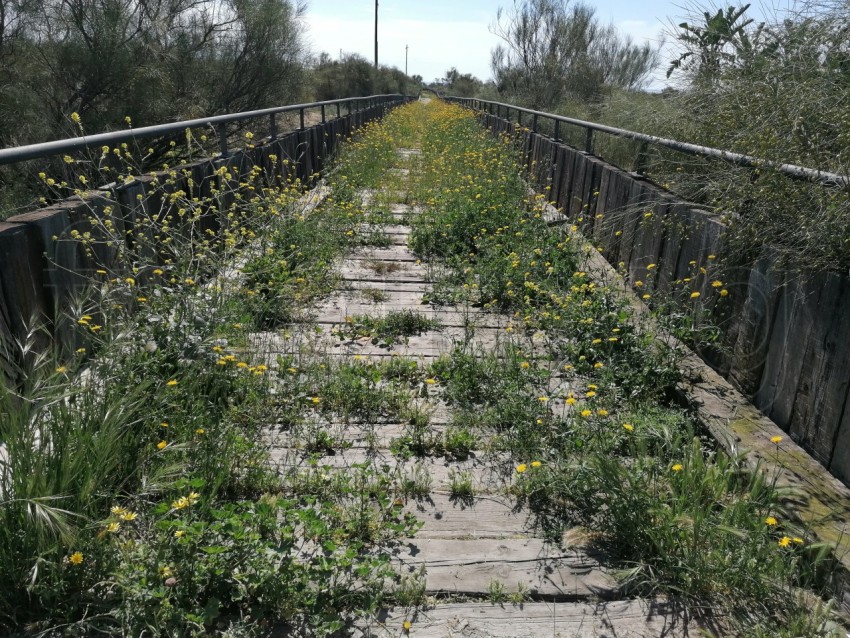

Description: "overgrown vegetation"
1 42 847 632
490 0 659 109
0 110 426 636
406 100 845 635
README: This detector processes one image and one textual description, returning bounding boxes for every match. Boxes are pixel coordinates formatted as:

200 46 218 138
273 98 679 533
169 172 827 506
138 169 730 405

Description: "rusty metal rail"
447 96 847 188
0 95 411 166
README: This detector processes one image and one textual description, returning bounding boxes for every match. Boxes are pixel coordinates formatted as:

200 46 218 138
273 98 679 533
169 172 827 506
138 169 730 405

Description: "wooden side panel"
0 222 48 355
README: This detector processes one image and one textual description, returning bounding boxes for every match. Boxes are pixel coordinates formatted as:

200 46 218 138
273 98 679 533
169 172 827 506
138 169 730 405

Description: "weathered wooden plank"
759 277 818 435
578 157 604 229
395 538 619 600
653 203 687 298
353 600 705 638
614 179 649 272
568 153 589 218
723 250 779 396
272 448 513 495
0 222 48 343
405 494 530 539
626 186 670 286
4 207 90 353
830 389 850 485
792 272 850 465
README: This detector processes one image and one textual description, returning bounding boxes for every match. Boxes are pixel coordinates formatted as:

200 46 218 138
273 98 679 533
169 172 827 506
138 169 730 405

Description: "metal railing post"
584 128 594 154
554 120 560 143
532 114 538 133
299 108 305 130
321 105 326 123
336 103 341 119
269 113 277 140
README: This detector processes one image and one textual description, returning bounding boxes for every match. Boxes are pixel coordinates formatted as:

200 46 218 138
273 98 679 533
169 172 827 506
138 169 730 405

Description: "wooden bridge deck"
256 148 718 636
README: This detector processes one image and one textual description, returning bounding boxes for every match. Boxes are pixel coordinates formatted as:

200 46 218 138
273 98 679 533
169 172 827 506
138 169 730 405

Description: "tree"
666 4 771 80
441 67 483 97
490 0 658 110
308 52 412 101
0 0 308 147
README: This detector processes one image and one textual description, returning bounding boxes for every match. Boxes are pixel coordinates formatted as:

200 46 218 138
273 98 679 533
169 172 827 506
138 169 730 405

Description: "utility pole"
374 0 379 69
405 44 408 76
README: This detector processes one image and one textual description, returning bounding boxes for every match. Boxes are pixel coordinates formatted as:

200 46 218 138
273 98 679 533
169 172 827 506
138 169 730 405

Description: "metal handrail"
0 95 411 166
447 96 847 188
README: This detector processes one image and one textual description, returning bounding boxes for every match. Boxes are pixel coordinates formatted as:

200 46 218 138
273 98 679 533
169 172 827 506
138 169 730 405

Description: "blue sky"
303 0 796 88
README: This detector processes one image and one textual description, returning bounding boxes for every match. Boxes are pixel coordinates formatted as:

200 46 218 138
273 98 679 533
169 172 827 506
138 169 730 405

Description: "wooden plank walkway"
256 148 709 636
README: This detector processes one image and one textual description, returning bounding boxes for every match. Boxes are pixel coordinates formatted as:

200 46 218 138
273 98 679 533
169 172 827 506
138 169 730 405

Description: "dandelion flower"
56 366 68 373
516 463 527 473
119 511 137 521
403 620 412 631
690 292 701 299
764 516 778 526
537 396 549 402
671 463 684 472
778 536 791 548
311 396 321 404
622 423 634 432
530 461 542 468
771 436 783 444
157 441 167 450
174 530 185 538
166 379 178 386
105 522 121 533
68 552 84 565
425 378 437 385
580 409 592 417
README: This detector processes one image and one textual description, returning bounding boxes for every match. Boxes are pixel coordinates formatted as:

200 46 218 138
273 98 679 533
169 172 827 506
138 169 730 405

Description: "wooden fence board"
0 222 48 350
790 273 850 464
